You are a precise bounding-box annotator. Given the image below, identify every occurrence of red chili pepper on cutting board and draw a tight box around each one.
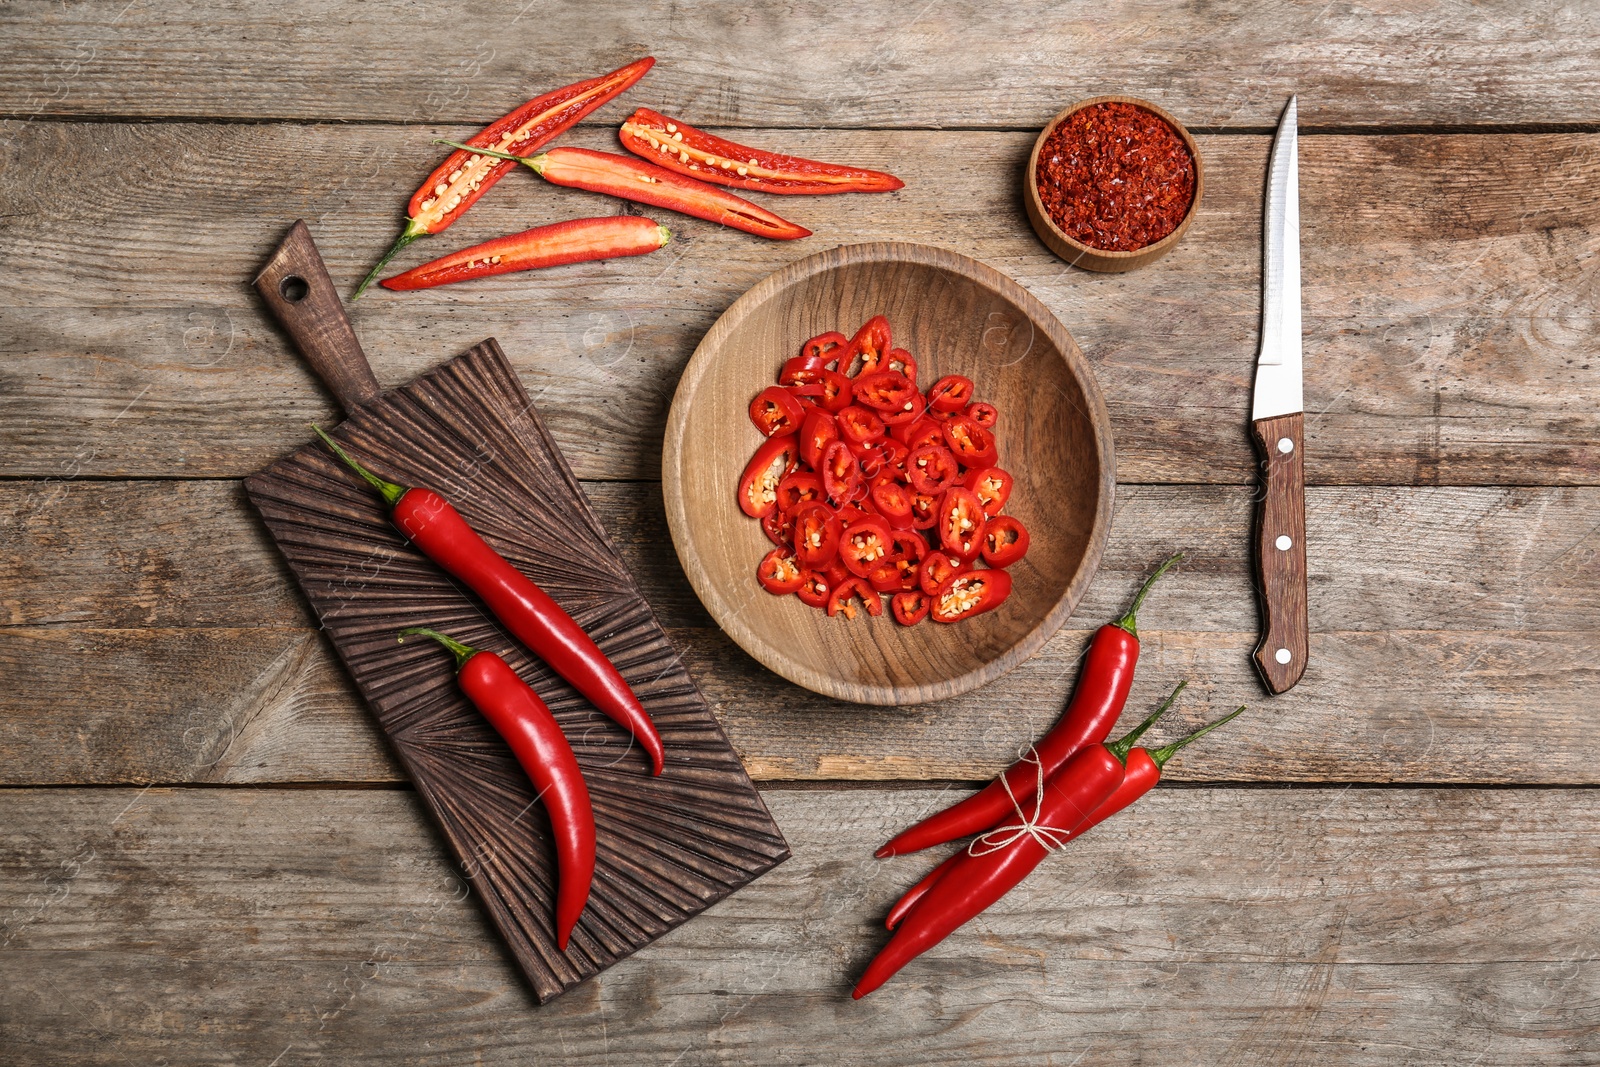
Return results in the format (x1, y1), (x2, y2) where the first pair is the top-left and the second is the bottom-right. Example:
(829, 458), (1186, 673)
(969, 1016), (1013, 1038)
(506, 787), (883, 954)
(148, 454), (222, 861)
(398, 627), (595, 949)
(379, 216), (669, 291)
(314, 427), (665, 775)
(876, 553), (1182, 857)
(436, 140), (811, 241)
(889, 697), (1248, 927)
(618, 107), (904, 194)
(353, 57), (655, 297)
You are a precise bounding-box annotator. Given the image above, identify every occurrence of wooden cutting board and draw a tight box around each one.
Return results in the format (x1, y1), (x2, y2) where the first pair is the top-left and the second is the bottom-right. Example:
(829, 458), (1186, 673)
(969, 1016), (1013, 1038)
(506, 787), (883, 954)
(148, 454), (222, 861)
(242, 221), (790, 1003)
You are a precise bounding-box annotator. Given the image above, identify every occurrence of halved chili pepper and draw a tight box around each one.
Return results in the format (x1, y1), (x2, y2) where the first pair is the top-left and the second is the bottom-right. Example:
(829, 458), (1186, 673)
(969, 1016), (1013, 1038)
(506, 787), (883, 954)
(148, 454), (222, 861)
(314, 429), (666, 775)
(930, 568), (1011, 623)
(937, 486), (987, 562)
(964, 466), (1013, 517)
(398, 627), (595, 949)
(886, 690), (1247, 931)
(908, 444), (961, 495)
(801, 331), (850, 364)
(757, 548), (805, 595)
(943, 414), (998, 469)
(798, 409), (840, 469)
(843, 316), (892, 377)
(927, 375), (975, 414)
(918, 551), (961, 597)
(355, 57), (654, 298)
(618, 107), (904, 195)
(891, 589), (930, 626)
(854, 739), (1128, 998)
(827, 576), (883, 619)
(870, 480), (915, 529)
(750, 385), (806, 437)
(774, 470), (823, 514)
(836, 405), (887, 448)
(737, 434), (799, 519)
(981, 515), (1030, 568)
(379, 216), (670, 291)
(840, 516), (895, 578)
(876, 554), (1182, 856)
(820, 439), (863, 505)
(791, 502), (841, 569)
(438, 141), (811, 241)
(797, 569), (830, 607)
(965, 401), (998, 430)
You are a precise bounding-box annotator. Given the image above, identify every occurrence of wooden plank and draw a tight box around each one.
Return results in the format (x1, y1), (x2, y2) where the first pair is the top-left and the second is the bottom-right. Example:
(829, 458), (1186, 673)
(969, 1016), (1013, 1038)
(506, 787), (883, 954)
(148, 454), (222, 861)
(2, 125), (1597, 484)
(4, 0), (1600, 128)
(6, 480), (1599, 635)
(2, 787), (1596, 1065)
(2, 625), (1594, 786)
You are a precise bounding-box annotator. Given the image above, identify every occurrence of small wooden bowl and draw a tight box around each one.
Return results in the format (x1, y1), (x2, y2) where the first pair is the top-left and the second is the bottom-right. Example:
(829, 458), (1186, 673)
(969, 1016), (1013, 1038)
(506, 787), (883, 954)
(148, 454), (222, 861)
(662, 242), (1116, 706)
(1024, 95), (1203, 273)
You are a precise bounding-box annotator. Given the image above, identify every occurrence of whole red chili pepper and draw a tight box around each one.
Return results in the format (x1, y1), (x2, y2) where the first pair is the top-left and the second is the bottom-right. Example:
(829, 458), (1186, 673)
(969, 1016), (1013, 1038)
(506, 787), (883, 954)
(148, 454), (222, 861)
(436, 140), (811, 241)
(876, 553), (1181, 857)
(353, 57), (655, 298)
(398, 626), (595, 950)
(617, 107), (904, 194)
(884, 685), (1252, 931)
(853, 740), (1134, 999)
(314, 427), (666, 775)
(379, 216), (669, 291)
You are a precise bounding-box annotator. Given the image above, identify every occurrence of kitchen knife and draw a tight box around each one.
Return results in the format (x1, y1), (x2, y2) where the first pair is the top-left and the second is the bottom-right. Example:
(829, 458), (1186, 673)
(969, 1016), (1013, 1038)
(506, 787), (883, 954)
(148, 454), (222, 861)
(1250, 96), (1309, 694)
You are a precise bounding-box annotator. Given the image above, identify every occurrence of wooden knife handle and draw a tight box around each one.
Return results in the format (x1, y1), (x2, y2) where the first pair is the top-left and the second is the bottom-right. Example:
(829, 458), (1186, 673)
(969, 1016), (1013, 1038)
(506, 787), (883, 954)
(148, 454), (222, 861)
(1250, 411), (1309, 693)
(253, 219), (381, 414)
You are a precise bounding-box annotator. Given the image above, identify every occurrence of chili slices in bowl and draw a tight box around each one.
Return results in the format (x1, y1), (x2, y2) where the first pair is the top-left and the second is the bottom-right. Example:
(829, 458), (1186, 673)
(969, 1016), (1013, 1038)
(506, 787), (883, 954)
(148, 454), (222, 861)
(737, 315), (1028, 626)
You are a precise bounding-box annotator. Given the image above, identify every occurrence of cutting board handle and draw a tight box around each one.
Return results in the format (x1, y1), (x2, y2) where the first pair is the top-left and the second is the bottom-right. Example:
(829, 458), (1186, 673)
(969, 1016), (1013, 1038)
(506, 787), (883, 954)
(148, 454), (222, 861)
(253, 220), (382, 414)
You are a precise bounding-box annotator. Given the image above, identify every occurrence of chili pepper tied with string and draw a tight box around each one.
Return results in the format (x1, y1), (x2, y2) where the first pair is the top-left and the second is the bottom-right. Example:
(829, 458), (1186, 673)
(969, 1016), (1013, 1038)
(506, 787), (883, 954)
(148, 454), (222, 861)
(876, 553), (1183, 857)
(399, 627), (595, 950)
(354, 56), (655, 297)
(313, 427), (665, 775)
(884, 687), (1246, 932)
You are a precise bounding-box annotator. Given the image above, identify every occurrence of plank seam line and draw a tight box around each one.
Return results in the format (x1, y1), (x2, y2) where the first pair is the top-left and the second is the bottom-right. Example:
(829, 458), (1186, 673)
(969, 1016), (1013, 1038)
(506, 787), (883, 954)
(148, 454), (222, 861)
(6, 114), (1600, 136)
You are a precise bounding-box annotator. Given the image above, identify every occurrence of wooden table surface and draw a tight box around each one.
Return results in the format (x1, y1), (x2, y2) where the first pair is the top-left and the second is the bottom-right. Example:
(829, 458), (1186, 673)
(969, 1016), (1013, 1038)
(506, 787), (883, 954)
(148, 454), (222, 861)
(3, 3), (1597, 1063)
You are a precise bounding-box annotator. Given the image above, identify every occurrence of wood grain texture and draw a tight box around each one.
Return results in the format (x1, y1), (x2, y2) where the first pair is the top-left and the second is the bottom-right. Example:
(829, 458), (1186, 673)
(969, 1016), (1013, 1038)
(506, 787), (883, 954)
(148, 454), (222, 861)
(245, 341), (787, 1001)
(7, 481), (1598, 636)
(1252, 411), (1310, 692)
(4, 0), (1600, 128)
(2, 787), (1596, 1065)
(3, 125), (1597, 484)
(5, 626), (1598, 787)
(664, 242), (1114, 704)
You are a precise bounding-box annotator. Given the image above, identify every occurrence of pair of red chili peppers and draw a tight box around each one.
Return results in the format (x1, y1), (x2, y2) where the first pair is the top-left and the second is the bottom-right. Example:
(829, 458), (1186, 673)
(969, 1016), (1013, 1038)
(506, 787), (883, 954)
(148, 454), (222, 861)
(315, 428), (664, 950)
(362, 60), (903, 294)
(854, 554), (1248, 997)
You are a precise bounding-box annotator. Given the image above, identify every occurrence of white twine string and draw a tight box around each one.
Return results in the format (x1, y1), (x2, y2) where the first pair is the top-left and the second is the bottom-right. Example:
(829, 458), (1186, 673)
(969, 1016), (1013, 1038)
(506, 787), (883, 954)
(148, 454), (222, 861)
(966, 747), (1080, 857)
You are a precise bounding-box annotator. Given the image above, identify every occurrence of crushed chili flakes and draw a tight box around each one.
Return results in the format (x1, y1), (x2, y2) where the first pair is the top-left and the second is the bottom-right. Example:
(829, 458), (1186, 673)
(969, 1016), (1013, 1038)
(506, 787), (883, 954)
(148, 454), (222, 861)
(1035, 101), (1196, 252)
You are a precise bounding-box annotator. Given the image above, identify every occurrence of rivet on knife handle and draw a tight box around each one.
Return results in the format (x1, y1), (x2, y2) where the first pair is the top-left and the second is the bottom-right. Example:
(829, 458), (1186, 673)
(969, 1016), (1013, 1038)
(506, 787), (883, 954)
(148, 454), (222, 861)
(1251, 411), (1308, 693)
(253, 219), (382, 414)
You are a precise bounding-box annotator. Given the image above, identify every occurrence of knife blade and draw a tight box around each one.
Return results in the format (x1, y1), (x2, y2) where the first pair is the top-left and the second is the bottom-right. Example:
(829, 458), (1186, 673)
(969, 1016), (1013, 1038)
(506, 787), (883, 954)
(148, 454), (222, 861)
(1250, 96), (1309, 694)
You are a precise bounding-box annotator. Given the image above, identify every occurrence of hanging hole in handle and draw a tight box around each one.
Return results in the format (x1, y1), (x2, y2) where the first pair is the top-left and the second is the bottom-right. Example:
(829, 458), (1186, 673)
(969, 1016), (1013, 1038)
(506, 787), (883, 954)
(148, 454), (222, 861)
(279, 275), (310, 303)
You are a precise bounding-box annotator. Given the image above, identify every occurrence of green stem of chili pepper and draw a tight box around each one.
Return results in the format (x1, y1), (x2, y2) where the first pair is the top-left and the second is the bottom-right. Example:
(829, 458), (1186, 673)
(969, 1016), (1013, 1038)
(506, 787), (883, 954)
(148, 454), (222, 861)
(1148, 703), (1248, 768)
(352, 220), (425, 301)
(1114, 551), (1183, 638)
(398, 626), (476, 668)
(310, 425), (404, 506)
(1106, 681), (1186, 764)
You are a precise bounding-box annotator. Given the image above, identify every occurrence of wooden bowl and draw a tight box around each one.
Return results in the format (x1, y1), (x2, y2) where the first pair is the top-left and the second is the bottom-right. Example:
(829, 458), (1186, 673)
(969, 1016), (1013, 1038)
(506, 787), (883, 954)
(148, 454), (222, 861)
(662, 242), (1115, 705)
(1024, 95), (1203, 273)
